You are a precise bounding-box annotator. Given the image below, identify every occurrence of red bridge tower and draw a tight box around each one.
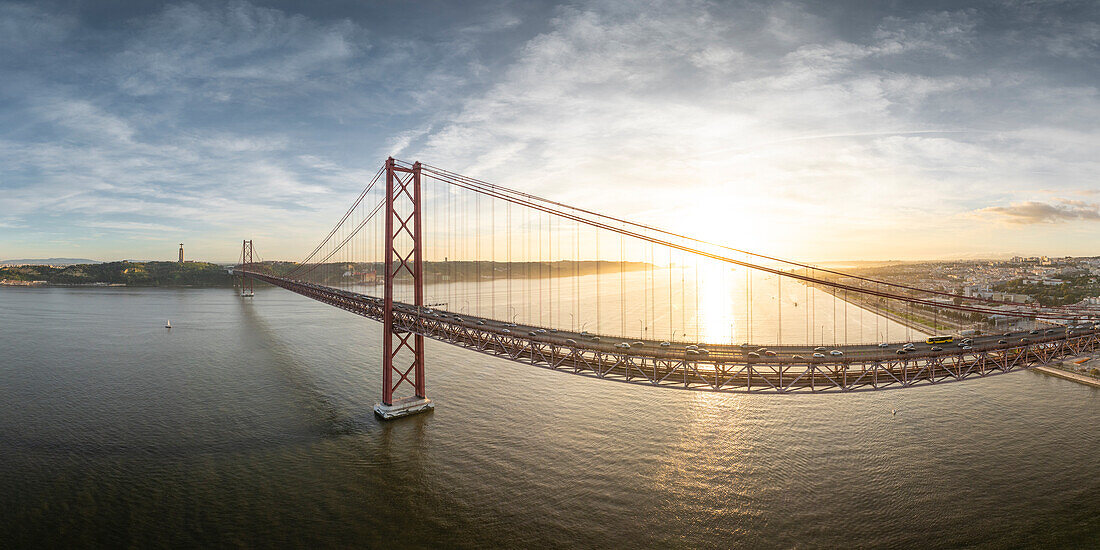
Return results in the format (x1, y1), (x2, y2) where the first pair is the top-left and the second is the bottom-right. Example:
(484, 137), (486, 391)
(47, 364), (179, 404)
(373, 158), (434, 419)
(240, 239), (254, 297)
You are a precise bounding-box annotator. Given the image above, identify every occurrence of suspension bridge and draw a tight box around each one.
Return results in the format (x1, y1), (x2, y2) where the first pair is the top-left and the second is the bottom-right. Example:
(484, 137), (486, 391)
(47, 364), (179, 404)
(234, 158), (1100, 418)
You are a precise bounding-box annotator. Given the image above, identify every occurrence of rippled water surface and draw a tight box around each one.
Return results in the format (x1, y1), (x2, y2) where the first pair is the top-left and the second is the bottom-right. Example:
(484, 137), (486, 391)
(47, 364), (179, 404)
(1, 287), (1098, 548)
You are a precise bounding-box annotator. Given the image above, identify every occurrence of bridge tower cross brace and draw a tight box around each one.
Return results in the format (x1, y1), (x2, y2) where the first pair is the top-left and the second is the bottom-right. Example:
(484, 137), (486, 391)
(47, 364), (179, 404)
(374, 158), (434, 419)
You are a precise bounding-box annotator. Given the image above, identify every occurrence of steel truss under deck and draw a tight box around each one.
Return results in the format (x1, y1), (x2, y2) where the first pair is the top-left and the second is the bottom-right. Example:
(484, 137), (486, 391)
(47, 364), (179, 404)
(238, 271), (1097, 394)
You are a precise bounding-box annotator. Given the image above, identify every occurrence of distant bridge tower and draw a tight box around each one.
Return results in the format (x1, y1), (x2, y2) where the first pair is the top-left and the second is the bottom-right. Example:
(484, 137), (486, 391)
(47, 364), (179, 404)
(240, 240), (254, 297)
(373, 157), (434, 419)
(178, 243), (184, 263)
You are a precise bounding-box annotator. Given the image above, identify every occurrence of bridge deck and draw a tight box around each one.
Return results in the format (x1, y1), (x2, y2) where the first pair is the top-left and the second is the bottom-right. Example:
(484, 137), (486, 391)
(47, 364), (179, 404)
(240, 271), (1100, 393)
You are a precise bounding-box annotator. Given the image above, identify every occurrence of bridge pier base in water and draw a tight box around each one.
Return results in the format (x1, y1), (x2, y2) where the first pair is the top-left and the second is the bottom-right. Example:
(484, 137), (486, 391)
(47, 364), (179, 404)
(374, 396), (435, 420)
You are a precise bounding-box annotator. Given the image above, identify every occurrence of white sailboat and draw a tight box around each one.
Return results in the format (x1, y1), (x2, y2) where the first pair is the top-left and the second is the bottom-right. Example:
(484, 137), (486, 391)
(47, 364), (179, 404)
(165, 319), (172, 329)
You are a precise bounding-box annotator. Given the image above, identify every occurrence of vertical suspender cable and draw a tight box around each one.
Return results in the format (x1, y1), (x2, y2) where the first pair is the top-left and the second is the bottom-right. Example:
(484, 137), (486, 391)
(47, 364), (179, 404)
(668, 247), (673, 342)
(576, 210), (585, 330)
(620, 229), (625, 337)
(476, 192), (481, 316)
(491, 191), (495, 320)
(507, 201), (512, 322)
(680, 254), (685, 338)
(694, 257), (700, 342)
(540, 212), (544, 327)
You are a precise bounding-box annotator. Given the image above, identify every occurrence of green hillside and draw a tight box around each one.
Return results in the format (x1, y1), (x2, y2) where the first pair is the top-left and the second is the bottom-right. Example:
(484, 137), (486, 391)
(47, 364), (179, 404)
(0, 261), (233, 287)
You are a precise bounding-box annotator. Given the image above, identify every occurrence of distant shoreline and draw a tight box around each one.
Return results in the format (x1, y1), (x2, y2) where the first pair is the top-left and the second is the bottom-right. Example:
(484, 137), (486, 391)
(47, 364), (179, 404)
(0, 260), (234, 288)
(0, 282), (234, 288)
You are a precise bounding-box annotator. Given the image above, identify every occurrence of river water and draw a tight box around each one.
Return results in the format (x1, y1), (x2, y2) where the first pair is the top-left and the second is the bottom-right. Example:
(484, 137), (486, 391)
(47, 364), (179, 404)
(1, 286), (1098, 548)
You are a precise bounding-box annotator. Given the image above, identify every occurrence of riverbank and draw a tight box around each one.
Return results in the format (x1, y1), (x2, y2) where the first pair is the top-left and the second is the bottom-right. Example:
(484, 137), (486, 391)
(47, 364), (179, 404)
(0, 282), (220, 288)
(0, 279), (48, 286)
(846, 295), (937, 337)
(1033, 366), (1100, 388)
(0, 261), (233, 287)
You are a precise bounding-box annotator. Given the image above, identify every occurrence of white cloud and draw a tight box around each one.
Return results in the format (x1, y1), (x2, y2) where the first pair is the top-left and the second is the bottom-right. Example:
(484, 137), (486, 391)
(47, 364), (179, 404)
(404, 0), (1100, 259)
(972, 200), (1100, 224)
(871, 10), (977, 58)
(116, 1), (363, 97)
(2, 0), (1099, 261)
(84, 220), (182, 232)
(386, 126), (433, 157)
(33, 98), (137, 143)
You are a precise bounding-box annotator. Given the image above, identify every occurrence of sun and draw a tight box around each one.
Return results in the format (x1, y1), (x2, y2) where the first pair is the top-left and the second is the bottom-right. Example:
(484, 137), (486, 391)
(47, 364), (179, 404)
(680, 199), (774, 256)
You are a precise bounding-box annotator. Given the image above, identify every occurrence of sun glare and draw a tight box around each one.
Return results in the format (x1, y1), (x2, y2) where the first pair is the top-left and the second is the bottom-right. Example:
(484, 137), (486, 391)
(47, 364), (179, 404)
(681, 200), (771, 255)
(698, 261), (736, 344)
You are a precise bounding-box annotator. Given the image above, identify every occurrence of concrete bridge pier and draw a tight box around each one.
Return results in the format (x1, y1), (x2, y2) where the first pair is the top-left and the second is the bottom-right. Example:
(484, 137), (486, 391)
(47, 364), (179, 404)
(374, 396), (434, 420)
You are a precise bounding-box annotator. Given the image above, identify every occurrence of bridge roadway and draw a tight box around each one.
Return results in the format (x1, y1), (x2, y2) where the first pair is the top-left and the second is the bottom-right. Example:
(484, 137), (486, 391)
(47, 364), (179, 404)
(239, 271), (1100, 393)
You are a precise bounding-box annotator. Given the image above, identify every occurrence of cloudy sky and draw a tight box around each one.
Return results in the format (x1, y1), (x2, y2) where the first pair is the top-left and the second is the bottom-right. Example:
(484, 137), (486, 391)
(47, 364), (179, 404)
(1, 0), (1098, 262)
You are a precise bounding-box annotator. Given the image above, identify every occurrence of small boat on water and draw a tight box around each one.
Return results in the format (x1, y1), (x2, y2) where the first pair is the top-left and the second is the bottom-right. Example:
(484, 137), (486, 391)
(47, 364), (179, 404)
(165, 320), (172, 329)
